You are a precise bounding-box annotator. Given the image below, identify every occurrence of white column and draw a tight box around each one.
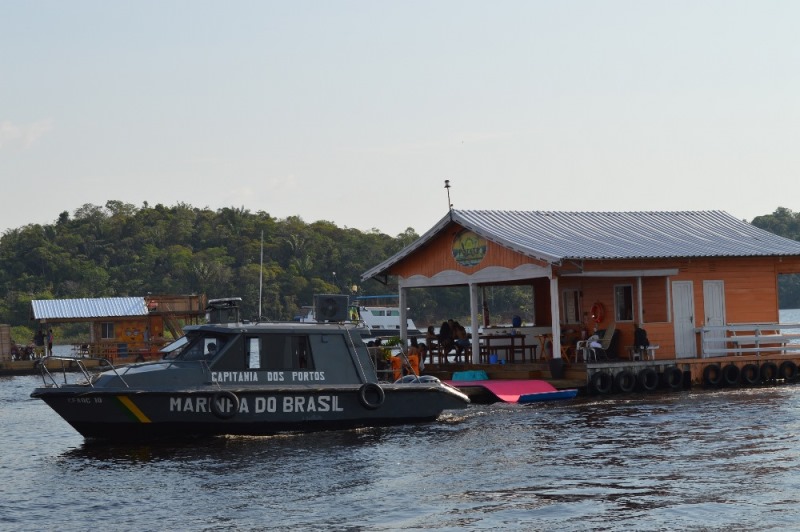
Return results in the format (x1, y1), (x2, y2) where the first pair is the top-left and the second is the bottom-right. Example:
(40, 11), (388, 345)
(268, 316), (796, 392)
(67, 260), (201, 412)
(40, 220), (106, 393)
(550, 277), (562, 358)
(637, 276), (644, 324)
(470, 283), (481, 364)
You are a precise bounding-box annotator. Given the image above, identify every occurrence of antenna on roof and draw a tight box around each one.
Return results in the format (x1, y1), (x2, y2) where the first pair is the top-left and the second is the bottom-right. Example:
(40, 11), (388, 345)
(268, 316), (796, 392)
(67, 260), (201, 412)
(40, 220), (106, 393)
(444, 180), (453, 218)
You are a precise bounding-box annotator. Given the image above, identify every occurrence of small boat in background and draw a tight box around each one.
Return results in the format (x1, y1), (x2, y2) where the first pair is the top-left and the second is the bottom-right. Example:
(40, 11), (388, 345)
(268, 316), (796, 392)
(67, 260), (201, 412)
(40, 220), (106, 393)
(294, 294), (423, 338)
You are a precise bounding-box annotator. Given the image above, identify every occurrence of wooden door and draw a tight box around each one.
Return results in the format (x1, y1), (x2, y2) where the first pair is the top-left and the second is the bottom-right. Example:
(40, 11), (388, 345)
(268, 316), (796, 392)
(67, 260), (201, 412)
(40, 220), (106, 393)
(672, 281), (697, 358)
(703, 280), (727, 357)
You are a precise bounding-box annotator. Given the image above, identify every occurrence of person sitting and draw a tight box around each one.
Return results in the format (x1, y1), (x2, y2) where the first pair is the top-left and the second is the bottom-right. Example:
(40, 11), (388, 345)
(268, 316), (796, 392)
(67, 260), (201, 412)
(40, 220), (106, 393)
(633, 324), (650, 359)
(438, 320), (454, 362)
(418, 343), (428, 371)
(424, 325), (441, 364)
(453, 321), (470, 362)
(425, 325), (438, 356)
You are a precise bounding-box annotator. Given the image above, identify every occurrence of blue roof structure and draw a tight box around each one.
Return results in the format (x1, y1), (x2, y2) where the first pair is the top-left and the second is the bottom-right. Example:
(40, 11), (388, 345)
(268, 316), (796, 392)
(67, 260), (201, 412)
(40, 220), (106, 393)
(31, 297), (148, 321)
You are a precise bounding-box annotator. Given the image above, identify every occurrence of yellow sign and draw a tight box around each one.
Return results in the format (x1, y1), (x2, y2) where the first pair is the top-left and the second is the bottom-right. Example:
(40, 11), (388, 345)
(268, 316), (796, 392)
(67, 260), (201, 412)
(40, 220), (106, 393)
(452, 229), (487, 267)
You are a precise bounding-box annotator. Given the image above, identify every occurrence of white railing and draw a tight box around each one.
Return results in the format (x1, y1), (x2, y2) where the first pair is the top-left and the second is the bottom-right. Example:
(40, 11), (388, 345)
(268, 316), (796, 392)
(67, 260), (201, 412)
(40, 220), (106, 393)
(699, 323), (800, 358)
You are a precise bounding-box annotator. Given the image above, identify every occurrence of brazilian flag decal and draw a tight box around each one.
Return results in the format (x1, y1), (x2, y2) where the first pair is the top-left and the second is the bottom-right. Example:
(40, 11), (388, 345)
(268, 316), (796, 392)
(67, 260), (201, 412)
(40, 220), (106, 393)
(114, 395), (152, 423)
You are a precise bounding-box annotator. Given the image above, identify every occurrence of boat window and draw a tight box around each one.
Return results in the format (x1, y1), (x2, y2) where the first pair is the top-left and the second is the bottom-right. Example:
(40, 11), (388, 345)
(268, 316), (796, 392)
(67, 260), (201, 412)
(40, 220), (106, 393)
(246, 337), (260, 369)
(180, 336), (228, 361)
(260, 335), (314, 370)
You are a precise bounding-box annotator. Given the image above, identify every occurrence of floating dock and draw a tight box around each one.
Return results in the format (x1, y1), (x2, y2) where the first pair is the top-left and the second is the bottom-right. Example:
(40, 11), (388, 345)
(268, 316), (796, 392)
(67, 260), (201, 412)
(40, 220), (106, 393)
(426, 352), (800, 396)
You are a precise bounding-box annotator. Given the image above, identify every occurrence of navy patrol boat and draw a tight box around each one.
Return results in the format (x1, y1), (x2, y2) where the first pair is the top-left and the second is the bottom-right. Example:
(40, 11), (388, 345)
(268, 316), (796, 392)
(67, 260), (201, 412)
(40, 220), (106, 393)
(31, 298), (469, 441)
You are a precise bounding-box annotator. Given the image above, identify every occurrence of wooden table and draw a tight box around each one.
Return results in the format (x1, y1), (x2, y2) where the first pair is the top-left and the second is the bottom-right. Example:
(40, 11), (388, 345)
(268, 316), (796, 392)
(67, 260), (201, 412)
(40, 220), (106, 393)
(480, 334), (536, 363)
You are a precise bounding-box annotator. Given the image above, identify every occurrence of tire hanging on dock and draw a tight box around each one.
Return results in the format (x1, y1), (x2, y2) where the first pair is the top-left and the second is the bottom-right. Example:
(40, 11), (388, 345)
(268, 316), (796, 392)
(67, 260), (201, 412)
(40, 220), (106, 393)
(211, 391), (239, 420)
(358, 382), (385, 410)
(722, 364), (740, 386)
(662, 367), (683, 390)
(703, 364), (722, 387)
(590, 371), (613, 395)
(614, 370), (636, 393)
(740, 364), (760, 386)
(779, 360), (798, 382)
(760, 361), (778, 384)
(637, 368), (659, 392)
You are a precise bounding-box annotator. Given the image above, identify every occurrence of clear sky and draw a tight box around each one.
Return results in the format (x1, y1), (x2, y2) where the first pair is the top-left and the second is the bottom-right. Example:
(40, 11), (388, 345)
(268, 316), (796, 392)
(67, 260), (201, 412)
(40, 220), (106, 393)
(3, 1), (799, 238)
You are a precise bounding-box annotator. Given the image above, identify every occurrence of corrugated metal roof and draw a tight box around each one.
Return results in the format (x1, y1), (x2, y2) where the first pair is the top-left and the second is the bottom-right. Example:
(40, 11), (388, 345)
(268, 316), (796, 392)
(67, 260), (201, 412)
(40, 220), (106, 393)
(362, 209), (800, 281)
(31, 297), (148, 320)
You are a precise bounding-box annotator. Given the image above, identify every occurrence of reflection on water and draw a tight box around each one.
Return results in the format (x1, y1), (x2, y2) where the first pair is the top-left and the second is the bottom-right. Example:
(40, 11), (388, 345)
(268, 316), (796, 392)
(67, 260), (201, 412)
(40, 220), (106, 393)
(7, 373), (800, 530)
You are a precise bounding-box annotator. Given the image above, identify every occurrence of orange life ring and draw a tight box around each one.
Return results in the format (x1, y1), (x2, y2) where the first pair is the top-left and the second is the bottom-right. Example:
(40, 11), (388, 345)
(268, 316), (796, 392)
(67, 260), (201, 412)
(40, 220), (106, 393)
(590, 302), (605, 323)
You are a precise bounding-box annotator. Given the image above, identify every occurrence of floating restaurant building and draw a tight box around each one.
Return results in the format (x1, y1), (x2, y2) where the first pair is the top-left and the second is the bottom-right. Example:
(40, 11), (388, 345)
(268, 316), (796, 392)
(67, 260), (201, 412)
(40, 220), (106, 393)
(362, 210), (800, 391)
(29, 294), (206, 362)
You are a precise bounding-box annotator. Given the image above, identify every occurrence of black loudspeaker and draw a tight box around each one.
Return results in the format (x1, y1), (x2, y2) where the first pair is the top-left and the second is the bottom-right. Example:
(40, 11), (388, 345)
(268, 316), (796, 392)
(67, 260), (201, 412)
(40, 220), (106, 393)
(314, 294), (349, 322)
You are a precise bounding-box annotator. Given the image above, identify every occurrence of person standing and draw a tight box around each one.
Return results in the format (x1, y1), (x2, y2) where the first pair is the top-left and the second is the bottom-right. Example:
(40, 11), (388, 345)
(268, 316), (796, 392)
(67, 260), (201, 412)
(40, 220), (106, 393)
(33, 329), (44, 358)
(47, 328), (54, 356)
(406, 337), (421, 376)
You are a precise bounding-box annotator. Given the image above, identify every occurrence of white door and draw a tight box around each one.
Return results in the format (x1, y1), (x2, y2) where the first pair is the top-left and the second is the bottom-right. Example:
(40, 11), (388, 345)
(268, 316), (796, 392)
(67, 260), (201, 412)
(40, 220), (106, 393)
(703, 281), (727, 356)
(672, 281), (697, 358)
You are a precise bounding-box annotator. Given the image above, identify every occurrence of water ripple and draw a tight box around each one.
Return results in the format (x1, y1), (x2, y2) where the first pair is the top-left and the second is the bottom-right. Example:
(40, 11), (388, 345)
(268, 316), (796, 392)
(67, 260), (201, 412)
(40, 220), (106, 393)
(6, 376), (800, 530)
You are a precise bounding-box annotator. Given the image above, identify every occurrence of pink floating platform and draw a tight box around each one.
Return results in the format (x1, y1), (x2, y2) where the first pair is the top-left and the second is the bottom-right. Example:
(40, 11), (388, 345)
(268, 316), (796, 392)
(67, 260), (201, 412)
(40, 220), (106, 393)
(445, 378), (578, 404)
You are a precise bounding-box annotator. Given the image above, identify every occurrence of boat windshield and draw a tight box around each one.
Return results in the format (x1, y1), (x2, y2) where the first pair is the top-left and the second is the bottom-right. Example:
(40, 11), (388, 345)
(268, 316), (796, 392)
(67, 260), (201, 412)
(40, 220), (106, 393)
(177, 335), (228, 361)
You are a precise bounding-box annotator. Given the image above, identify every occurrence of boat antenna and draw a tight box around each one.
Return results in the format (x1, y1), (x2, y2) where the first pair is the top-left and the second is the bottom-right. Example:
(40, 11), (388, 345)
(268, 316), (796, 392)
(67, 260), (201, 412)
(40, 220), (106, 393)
(258, 230), (264, 321)
(444, 179), (453, 220)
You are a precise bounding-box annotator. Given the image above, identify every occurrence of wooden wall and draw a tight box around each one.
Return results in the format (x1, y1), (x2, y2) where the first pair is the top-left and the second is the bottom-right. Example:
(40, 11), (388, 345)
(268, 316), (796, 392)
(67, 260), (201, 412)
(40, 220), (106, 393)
(390, 224), (547, 278)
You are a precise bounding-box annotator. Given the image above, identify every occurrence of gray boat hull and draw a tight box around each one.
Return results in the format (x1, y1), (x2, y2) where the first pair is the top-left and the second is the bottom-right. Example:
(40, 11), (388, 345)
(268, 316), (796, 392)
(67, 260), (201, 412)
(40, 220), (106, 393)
(32, 382), (469, 440)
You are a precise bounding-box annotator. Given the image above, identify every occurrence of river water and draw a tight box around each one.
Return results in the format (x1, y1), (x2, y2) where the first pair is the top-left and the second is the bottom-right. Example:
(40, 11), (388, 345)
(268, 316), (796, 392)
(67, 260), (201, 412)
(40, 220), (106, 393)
(5, 309), (800, 531)
(5, 374), (800, 531)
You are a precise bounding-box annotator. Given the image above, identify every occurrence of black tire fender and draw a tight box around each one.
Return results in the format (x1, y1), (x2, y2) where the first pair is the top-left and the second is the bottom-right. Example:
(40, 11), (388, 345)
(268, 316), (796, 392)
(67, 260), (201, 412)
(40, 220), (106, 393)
(703, 364), (722, 387)
(740, 364), (760, 386)
(211, 391), (239, 420)
(614, 370), (636, 393)
(779, 360), (798, 382)
(358, 383), (385, 410)
(722, 364), (740, 386)
(663, 367), (683, 390)
(590, 371), (612, 395)
(760, 361), (779, 383)
(638, 368), (659, 392)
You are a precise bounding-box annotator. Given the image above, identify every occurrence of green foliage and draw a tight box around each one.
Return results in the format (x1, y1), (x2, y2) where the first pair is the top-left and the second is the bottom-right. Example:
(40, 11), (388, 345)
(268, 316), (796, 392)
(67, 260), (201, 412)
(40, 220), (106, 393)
(0, 201), (429, 328)
(751, 208), (800, 308)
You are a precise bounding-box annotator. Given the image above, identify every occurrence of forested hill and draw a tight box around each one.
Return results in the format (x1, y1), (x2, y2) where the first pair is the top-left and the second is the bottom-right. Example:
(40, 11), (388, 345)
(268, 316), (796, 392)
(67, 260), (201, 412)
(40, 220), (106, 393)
(0, 201), (419, 330)
(1, 202), (800, 335)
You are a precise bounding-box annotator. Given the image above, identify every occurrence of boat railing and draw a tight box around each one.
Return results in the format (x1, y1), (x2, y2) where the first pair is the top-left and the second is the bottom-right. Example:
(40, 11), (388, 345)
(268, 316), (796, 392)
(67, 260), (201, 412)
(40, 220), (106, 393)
(36, 355), (131, 389)
(699, 322), (800, 357)
(365, 346), (396, 382)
